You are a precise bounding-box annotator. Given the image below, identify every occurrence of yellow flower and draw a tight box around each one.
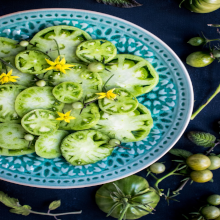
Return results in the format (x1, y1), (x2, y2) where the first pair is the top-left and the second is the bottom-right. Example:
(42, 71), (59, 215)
(56, 111), (76, 123)
(0, 70), (20, 85)
(45, 56), (75, 74)
(96, 88), (117, 100)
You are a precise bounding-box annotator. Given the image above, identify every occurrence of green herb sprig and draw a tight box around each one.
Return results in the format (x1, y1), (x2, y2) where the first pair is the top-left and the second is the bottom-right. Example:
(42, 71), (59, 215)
(96, 0), (142, 8)
(0, 191), (82, 219)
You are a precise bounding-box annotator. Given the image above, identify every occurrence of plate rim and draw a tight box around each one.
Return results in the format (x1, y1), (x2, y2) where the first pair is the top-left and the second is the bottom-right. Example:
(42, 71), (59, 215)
(0, 8), (194, 189)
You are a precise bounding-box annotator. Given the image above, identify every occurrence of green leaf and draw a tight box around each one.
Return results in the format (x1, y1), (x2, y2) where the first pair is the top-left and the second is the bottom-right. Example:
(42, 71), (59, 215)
(96, 0), (142, 8)
(9, 205), (31, 216)
(49, 200), (61, 210)
(209, 179), (214, 183)
(0, 191), (20, 208)
(188, 131), (216, 148)
(169, 149), (193, 159)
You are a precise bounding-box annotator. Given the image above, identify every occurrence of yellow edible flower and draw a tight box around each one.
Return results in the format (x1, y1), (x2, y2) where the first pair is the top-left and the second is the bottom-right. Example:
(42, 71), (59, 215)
(56, 111), (76, 123)
(96, 88), (117, 100)
(0, 70), (19, 84)
(45, 56), (75, 74)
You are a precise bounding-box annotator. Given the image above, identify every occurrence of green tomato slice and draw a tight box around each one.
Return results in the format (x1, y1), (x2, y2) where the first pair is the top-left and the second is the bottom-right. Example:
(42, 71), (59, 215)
(98, 88), (138, 114)
(0, 84), (26, 123)
(15, 86), (64, 117)
(52, 82), (83, 103)
(99, 54), (159, 97)
(1, 56), (36, 86)
(0, 37), (24, 57)
(59, 103), (100, 130)
(15, 50), (51, 74)
(0, 145), (35, 156)
(45, 63), (102, 101)
(0, 123), (30, 149)
(93, 103), (153, 143)
(61, 130), (113, 166)
(28, 25), (92, 63)
(76, 39), (117, 63)
(21, 109), (60, 136)
(35, 130), (68, 159)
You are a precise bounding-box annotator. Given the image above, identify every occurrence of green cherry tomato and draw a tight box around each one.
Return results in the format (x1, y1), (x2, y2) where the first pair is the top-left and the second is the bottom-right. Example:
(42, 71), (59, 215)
(188, 37), (205, 46)
(212, 50), (220, 58)
(186, 154), (211, 171)
(208, 156), (220, 170)
(186, 51), (214, 67)
(207, 195), (220, 206)
(72, 102), (84, 109)
(109, 139), (121, 147)
(19, 40), (29, 47)
(214, 216), (220, 220)
(88, 62), (105, 72)
(201, 206), (220, 219)
(36, 80), (46, 87)
(190, 170), (213, 183)
(24, 134), (34, 141)
(149, 163), (166, 174)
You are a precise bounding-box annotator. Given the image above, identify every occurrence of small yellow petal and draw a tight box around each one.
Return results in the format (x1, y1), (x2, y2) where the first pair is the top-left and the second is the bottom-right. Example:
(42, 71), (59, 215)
(57, 112), (65, 117)
(56, 117), (64, 121)
(69, 116), (76, 120)
(45, 66), (55, 71)
(7, 70), (13, 76)
(45, 58), (55, 66)
(55, 56), (61, 64)
(65, 118), (70, 123)
(65, 111), (71, 117)
(60, 57), (66, 65)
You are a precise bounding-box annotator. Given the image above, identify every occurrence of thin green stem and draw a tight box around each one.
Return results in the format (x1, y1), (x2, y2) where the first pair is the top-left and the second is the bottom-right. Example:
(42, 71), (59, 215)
(53, 39), (60, 57)
(154, 164), (181, 196)
(29, 210), (82, 217)
(118, 201), (130, 220)
(206, 141), (220, 155)
(208, 24), (220, 27)
(191, 84), (220, 120)
(172, 178), (190, 195)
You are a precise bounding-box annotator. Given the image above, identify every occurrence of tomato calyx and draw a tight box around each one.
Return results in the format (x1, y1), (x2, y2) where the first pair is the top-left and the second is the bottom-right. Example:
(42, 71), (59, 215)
(107, 183), (155, 220)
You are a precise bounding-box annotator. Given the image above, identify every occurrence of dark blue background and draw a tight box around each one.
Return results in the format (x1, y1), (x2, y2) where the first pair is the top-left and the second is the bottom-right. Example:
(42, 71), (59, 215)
(1, 1), (220, 219)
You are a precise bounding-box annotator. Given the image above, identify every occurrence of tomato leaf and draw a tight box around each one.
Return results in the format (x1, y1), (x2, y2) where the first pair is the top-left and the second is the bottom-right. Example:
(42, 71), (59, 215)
(96, 0), (142, 8)
(10, 205), (31, 216)
(0, 191), (20, 208)
(188, 131), (216, 148)
(49, 200), (61, 210)
(169, 149), (192, 159)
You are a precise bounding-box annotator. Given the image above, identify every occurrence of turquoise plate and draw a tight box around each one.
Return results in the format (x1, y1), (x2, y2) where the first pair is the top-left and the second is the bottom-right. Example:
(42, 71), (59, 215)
(0, 9), (193, 188)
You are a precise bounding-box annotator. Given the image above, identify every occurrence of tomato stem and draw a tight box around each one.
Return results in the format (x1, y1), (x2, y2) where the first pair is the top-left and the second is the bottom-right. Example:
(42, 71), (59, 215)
(29, 210), (82, 216)
(154, 164), (182, 196)
(118, 200), (130, 220)
(206, 141), (220, 155)
(191, 84), (220, 120)
(172, 178), (190, 195)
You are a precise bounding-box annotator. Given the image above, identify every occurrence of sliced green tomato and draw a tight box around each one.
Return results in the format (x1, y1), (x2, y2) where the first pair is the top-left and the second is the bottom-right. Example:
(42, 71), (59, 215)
(0, 85), (26, 123)
(0, 37), (24, 57)
(15, 50), (51, 74)
(76, 39), (117, 63)
(35, 130), (68, 159)
(21, 109), (60, 136)
(99, 54), (159, 97)
(93, 103), (153, 143)
(0, 145), (35, 156)
(45, 63), (102, 101)
(52, 82), (83, 103)
(0, 123), (30, 149)
(61, 130), (113, 166)
(59, 103), (100, 130)
(98, 88), (138, 114)
(1, 56), (35, 86)
(15, 86), (64, 117)
(28, 25), (92, 63)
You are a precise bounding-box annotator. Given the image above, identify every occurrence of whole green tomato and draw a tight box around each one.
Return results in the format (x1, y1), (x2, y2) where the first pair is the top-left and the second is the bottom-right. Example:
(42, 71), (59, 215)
(190, 170), (213, 183)
(180, 0), (220, 13)
(207, 195), (220, 206)
(208, 156), (220, 170)
(201, 206), (220, 219)
(149, 163), (166, 174)
(186, 154), (211, 171)
(186, 51), (214, 67)
(95, 175), (160, 220)
(188, 37), (205, 46)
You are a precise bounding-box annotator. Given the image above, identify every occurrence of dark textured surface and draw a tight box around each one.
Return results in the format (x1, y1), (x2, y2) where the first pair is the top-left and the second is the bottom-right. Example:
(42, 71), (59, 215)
(0, 1), (220, 219)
